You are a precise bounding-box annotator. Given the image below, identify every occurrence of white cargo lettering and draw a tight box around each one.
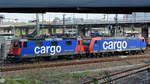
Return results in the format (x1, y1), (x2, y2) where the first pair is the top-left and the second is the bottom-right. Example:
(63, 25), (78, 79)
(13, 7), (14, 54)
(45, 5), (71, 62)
(103, 41), (127, 50)
(103, 41), (108, 50)
(56, 46), (61, 52)
(50, 46), (55, 55)
(117, 41), (122, 50)
(34, 46), (61, 55)
(41, 46), (46, 54)
(109, 41), (113, 49)
(122, 41), (127, 49)
(34, 47), (40, 54)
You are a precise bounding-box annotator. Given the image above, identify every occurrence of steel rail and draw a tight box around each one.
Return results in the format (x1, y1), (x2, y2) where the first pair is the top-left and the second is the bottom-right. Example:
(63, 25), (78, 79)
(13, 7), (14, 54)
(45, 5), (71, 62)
(101, 68), (147, 84)
(84, 64), (150, 84)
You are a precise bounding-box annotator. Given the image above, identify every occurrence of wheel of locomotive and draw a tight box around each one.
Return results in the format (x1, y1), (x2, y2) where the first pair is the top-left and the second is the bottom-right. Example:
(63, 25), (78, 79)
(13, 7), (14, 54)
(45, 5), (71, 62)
(78, 54), (82, 59)
(72, 54), (77, 59)
(126, 51), (130, 55)
(12, 57), (23, 63)
(123, 51), (128, 55)
(129, 51), (132, 55)
(85, 53), (89, 58)
(101, 53), (105, 57)
(102, 53), (105, 57)
(36, 57), (42, 62)
(70, 55), (75, 59)
(135, 51), (139, 54)
(113, 52), (117, 56)
(108, 52), (112, 56)
(131, 51), (136, 55)
(112, 52), (116, 56)
(65, 55), (74, 60)
(105, 52), (109, 57)
(43, 56), (51, 61)
(128, 51), (131, 55)
(118, 52), (122, 55)
(50, 55), (58, 60)
(86, 53), (90, 58)
(138, 50), (144, 55)
(22, 58), (32, 62)
(80, 53), (85, 58)
(141, 50), (145, 53)
(110, 52), (114, 56)
(93, 53), (97, 58)
(97, 53), (101, 57)
(95, 53), (99, 58)
(90, 53), (95, 58)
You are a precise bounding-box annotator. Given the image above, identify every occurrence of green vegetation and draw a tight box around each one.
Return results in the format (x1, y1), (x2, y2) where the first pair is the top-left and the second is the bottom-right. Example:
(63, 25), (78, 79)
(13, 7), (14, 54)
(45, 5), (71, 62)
(92, 78), (98, 84)
(50, 71), (90, 84)
(0, 78), (40, 84)
(0, 70), (112, 84)
(51, 71), (89, 79)
(50, 71), (112, 84)
(104, 71), (112, 84)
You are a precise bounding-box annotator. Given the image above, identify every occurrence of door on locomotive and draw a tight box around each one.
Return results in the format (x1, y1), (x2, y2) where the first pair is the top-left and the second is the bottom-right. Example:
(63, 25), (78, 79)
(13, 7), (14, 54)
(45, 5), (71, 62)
(93, 40), (99, 51)
(89, 37), (101, 53)
(63, 40), (78, 55)
(9, 39), (23, 56)
(75, 40), (84, 52)
(82, 38), (91, 51)
(139, 37), (146, 50)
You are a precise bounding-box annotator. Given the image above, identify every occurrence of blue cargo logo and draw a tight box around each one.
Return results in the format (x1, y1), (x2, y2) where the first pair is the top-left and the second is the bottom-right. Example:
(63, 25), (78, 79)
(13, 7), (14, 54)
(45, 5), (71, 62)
(34, 46), (61, 55)
(103, 41), (127, 50)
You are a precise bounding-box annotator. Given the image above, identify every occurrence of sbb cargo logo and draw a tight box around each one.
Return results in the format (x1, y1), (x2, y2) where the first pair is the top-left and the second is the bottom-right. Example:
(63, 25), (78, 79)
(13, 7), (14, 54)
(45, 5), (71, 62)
(103, 41), (127, 50)
(34, 46), (61, 55)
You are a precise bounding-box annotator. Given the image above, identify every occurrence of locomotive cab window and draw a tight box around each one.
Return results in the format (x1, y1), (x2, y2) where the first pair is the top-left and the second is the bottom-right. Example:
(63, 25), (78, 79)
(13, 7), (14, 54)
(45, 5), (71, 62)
(142, 39), (145, 42)
(83, 39), (91, 46)
(78, 40), (80, 45)
(36, 42), (43, 47)
(23, 42), (27, 48)
(51, 41), (58, 46)
(95, 40), (97, 44)
(65, 41), (72, 46)
(13, 41), (22, 48)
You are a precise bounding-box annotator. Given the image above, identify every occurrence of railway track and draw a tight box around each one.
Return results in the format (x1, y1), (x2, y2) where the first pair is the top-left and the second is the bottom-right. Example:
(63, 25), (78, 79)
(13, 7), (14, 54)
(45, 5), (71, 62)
(83, 64), (150, 84)
(1, 54), (149, 72)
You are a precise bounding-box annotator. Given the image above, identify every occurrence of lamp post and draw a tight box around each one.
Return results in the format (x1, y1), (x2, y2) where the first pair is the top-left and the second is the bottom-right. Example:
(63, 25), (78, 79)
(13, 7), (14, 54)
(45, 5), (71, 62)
(63, 14), (66, 35)
(42, 13), (44, 35)
(36, 13), (40, 37)
(114, 14), (118, 37)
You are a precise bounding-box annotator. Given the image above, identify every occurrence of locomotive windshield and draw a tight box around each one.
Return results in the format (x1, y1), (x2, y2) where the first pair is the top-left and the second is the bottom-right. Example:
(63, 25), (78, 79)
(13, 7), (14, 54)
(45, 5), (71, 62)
(83, 39), (91, 46)
(13, 41), (22, 48)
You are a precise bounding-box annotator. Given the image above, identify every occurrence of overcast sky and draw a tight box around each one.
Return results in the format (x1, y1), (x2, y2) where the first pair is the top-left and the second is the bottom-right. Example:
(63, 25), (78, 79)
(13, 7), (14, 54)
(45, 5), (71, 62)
(0, 12), (125, 22)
